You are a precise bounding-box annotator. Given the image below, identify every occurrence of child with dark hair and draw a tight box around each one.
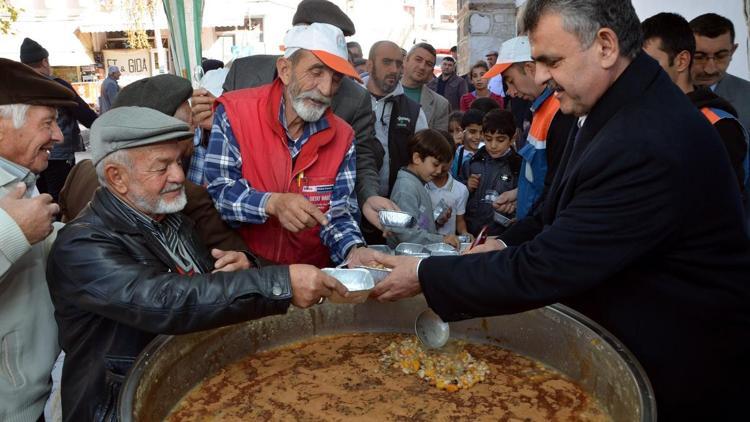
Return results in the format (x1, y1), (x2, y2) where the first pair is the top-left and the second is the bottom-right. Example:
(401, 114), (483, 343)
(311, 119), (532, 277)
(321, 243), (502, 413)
(427, 131), (471, 239)
(451, 109), (484, 184)
(388, 129), (459, 248)
(448, 111), (464, 147)
(460, 61), (505, 111)
(464, 110), (522, 236)
(469, 97), (501, 114)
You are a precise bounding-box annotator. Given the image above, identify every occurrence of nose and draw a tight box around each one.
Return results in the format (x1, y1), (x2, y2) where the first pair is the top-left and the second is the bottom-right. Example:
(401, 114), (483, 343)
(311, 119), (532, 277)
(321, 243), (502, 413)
(317, 71), (336, 98)
(704, 58), (717, 74)
(50, 120), (63, 144)
(507, 85), (518, 98)
(534, 62), (552, 87)
(168, 161), (186, 185)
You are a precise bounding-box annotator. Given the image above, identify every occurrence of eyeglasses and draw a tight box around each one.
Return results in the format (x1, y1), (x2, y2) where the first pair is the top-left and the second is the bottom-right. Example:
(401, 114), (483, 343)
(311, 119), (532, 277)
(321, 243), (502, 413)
(693, 51), (732, 65)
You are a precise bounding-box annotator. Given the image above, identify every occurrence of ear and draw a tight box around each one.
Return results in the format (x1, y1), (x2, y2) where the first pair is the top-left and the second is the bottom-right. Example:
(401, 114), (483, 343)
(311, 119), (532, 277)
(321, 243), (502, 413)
(276, 56), (293, 85)
(366, 57), (374, 74)
(595, 27), (620, 69)
(524, 61), (536, 77)
(412, 151), (423, 164)
(104, 163), (129, 196)
(675, 50), (691, 74)
(732, 43), (739, 54)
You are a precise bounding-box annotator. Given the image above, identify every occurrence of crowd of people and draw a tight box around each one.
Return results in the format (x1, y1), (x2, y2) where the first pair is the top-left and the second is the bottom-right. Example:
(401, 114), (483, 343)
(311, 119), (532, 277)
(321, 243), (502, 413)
(1, 0), (749, 421)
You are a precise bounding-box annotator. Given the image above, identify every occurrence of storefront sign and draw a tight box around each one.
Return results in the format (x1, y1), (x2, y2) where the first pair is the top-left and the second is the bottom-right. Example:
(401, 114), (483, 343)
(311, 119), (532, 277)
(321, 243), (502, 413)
(103, 49), (152, 78)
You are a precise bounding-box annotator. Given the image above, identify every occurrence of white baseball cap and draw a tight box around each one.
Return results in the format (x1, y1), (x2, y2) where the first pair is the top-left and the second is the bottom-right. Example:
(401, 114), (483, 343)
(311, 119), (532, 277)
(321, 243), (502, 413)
(483, 36), (532, 79)
(283, 22), (361, 82)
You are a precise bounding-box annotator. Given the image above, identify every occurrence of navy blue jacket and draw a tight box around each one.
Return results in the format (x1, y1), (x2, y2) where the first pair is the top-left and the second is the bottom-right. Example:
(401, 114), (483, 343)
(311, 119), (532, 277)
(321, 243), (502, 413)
(418, 53), (750, 421)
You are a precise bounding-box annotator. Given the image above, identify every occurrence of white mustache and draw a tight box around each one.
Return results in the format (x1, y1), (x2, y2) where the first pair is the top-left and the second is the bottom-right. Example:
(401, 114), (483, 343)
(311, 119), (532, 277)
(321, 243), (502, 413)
(160, 183), (183, 194)
(297, 90), (332, 107)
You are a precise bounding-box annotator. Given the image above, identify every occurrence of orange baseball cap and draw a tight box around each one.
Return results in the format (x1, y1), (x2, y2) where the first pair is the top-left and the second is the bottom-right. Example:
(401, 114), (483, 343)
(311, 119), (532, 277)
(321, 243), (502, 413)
(283, 23), (361, 82)
(483, 36), (532, 79)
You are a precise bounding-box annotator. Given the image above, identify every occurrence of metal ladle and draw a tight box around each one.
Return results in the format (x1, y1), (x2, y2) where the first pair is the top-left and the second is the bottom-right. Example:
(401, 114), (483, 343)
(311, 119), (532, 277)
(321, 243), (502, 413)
(415, 308), (450, 349)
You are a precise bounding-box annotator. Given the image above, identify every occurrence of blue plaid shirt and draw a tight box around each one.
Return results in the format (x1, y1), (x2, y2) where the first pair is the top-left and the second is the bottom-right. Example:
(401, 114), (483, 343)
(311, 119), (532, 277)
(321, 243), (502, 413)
(187, 128), (207, 186)
(204, 100), (364, 264)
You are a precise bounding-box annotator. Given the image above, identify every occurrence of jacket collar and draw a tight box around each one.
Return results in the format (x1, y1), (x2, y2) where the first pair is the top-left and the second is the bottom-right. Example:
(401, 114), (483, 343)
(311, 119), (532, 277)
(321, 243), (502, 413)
(372, 82), (405, 103)
(90, 188), (193, 235)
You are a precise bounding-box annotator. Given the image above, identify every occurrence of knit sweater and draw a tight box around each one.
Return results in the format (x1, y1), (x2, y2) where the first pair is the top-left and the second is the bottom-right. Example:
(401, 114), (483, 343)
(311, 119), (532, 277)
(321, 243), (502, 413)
(0, 167), (60, 422)
(388, 168), (444, 247)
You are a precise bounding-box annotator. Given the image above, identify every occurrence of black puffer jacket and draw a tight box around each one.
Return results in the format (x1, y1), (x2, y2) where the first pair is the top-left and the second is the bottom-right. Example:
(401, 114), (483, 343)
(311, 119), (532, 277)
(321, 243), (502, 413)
(46, 188), (293, 421)
(465, 147), (522, 235)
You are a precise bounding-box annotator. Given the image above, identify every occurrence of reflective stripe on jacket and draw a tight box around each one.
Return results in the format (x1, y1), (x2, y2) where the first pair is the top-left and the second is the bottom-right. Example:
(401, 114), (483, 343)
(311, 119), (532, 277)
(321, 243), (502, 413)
(516, 88), (560, 219)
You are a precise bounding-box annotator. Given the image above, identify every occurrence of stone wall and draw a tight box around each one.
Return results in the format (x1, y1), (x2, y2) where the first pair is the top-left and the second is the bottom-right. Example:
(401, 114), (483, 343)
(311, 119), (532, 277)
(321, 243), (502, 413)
(456, 0), (517, 74)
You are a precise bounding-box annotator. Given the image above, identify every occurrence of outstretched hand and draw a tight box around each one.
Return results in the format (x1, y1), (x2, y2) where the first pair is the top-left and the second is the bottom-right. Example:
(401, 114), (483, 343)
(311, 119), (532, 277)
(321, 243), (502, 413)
(369, 253), (423, 302)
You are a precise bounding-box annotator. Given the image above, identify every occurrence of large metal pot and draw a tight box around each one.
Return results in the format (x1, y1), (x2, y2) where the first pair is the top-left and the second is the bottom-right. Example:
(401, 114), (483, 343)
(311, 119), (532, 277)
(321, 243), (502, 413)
(119, 296), (656, 421)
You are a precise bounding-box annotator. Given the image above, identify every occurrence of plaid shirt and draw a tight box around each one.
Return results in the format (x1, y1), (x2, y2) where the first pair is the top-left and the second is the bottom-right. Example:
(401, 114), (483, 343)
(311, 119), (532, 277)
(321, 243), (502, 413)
(204, 101), (364, 264)
(186, 128), (208, 186)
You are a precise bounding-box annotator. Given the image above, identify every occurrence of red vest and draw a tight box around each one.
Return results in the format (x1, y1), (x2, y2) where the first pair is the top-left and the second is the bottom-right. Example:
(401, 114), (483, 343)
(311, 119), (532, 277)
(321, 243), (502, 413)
(216, 79), (354, 267)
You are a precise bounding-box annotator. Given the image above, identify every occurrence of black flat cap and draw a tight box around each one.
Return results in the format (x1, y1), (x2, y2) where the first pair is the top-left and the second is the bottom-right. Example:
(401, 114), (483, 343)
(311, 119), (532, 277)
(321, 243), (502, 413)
(20, 38), (49, 64)
(292, 0), (355, 36)
(0, 58), (76, 107)
(112, 74), (193, 117)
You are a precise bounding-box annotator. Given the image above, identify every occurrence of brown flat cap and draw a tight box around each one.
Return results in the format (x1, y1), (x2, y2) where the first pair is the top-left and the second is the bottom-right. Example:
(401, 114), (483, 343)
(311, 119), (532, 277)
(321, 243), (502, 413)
(292, 0), (355, 37)
(0, 58), (77, 107)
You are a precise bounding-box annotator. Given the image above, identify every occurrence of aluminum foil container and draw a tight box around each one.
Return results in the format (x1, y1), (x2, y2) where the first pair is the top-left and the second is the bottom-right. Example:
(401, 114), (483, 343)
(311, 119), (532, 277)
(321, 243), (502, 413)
(459, 242), (472, 253)
(457, 235), (471, 244)
(378, 210), (415, 233)
(425, 243), (459, 256)
(432, 199), (449, 222)
(367, 244), (393, 255)
(354, 265), (392, 284)
(395, 243), (430, 258)
(321, 268), (374, 304)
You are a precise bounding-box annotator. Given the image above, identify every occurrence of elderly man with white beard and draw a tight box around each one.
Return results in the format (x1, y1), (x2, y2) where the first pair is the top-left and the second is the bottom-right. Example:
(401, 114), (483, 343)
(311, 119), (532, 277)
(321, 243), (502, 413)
(46, 106), (348, 420)
(205, 23), (371, 267)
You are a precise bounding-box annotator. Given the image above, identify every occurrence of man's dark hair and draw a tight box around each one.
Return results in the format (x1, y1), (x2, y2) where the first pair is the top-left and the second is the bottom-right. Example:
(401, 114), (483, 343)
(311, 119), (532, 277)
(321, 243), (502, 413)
(523, 0), (643, 60)
(469, 97), (501, 115)
(689, 13), (735, 44)
(450, 45), (457, 53)
(461, 108), (485, 129)
(470, 60), (489, 74)
(448, 110), (464, 126)
(482, 110), (516, 138)
(442, 56), (456, 63)
(408, 42), (437, 59)
(409, 128), (454, 163)
(642, 13), (695, 68)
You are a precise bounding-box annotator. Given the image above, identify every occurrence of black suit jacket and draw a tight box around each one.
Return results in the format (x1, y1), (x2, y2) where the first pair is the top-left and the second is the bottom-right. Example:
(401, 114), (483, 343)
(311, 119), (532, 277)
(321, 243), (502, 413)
(223, 55), (383, 205)
(419, 53), (750, 421)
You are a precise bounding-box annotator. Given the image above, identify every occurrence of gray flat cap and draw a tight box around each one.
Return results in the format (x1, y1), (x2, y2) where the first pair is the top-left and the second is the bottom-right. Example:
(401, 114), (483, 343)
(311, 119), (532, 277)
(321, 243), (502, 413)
(90, 106), (193, 165)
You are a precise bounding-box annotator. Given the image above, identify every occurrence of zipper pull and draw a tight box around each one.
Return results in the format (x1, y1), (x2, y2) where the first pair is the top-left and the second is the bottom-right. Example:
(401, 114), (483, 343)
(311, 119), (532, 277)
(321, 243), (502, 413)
(298, 171), (304, 187)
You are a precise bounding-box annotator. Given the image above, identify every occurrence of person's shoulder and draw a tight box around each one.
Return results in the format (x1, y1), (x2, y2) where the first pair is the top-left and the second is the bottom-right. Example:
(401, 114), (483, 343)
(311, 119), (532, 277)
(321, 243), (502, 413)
(721, 73), (750, 90)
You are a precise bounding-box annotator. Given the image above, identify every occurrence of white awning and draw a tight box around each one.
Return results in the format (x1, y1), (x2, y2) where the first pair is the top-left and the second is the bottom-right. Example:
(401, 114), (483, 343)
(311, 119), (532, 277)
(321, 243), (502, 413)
(0, 22), (94, 66)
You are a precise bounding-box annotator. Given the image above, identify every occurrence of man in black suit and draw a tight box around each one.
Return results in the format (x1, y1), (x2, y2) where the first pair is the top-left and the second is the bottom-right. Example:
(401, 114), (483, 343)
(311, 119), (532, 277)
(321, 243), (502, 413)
(372, 1), (750, 420)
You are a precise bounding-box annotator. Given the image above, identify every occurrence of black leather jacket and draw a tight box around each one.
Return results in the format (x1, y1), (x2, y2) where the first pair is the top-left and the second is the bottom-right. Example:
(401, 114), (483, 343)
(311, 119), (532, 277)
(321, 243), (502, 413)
(46, 188), (293, 421)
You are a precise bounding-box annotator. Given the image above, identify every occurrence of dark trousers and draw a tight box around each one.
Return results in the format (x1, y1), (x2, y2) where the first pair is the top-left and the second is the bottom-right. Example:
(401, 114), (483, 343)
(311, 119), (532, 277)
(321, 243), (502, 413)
(36, 158), (75, 204)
